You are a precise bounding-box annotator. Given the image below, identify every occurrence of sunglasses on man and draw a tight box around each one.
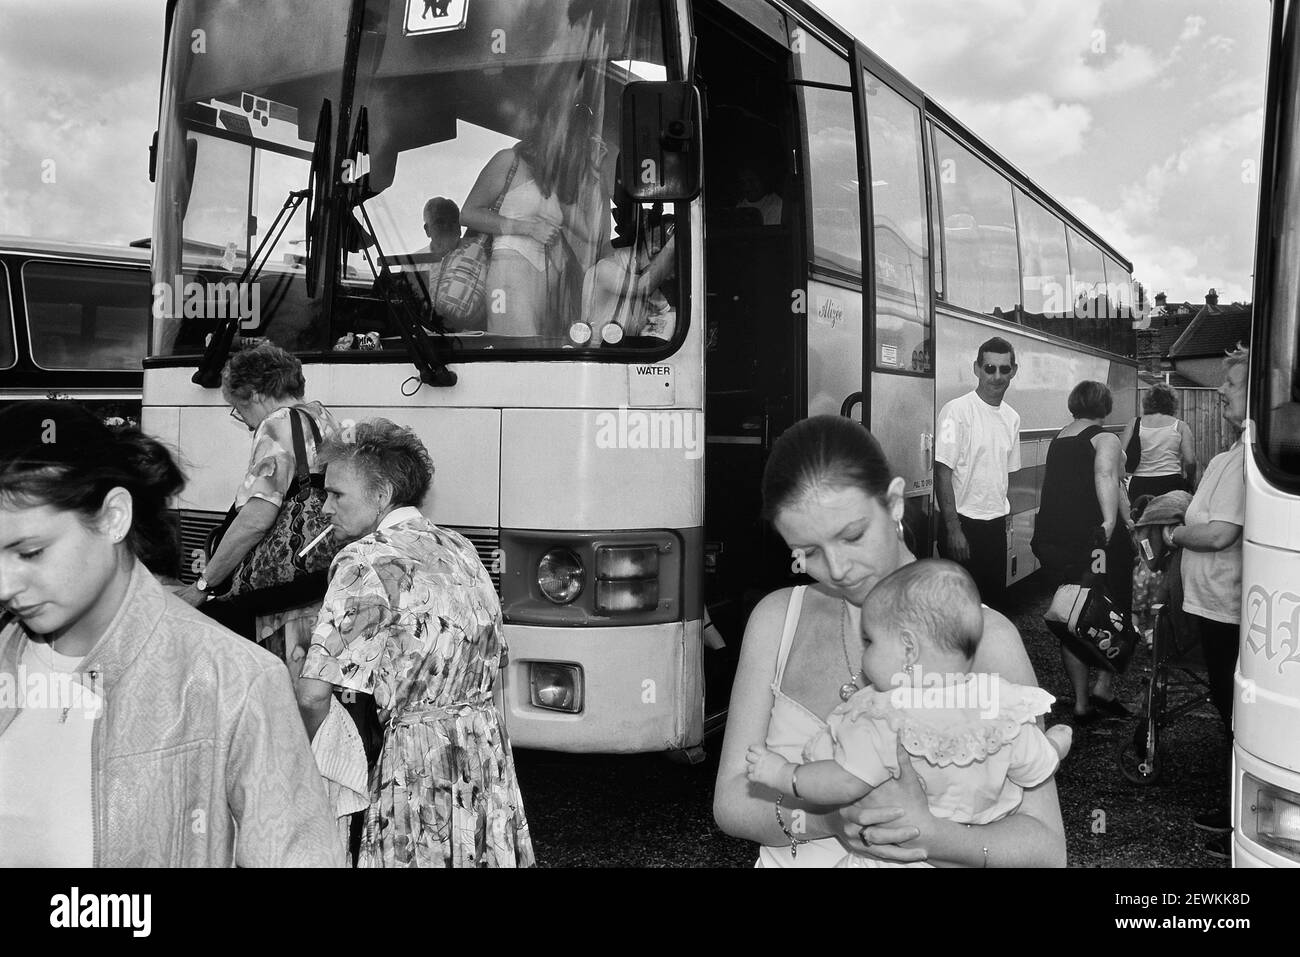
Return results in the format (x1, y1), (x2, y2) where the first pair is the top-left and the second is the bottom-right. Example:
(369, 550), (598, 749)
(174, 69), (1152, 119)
(982, 364), (1014, 375)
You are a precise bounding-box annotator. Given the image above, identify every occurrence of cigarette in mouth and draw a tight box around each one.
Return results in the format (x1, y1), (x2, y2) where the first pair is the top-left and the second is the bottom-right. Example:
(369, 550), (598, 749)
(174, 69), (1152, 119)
(298, 528), (332, 559)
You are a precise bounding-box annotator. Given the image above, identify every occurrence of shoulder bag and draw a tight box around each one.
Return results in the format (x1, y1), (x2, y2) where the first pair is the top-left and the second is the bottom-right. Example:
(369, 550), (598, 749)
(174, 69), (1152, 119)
(434, 154), (520, 326)
(1124, 416), (1142, 473)
(204, 409), (339, 617)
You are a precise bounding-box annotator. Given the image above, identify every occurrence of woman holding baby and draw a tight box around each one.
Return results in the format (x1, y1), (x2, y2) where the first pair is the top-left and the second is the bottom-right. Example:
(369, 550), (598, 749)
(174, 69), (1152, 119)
(713, 415), (1068, 867)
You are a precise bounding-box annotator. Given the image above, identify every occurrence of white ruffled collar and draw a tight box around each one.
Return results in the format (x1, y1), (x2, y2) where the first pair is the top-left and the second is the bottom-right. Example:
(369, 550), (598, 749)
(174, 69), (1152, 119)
(837, 676), (1055, 767)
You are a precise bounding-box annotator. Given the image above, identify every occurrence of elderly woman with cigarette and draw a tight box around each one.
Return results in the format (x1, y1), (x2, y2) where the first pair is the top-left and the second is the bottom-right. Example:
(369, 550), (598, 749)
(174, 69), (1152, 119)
(294, 419), (534, 867)
(177, 343), (340, 674)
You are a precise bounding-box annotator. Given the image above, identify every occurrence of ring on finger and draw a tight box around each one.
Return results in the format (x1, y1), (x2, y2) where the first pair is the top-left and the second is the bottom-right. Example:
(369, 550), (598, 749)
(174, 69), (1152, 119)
(859, 826), (872, 847)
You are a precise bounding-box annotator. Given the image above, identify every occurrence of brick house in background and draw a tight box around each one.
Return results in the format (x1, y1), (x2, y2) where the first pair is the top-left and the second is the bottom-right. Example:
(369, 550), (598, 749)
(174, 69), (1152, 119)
(1136, 289), (1252, 387)
(1166, 289), (1253, 387)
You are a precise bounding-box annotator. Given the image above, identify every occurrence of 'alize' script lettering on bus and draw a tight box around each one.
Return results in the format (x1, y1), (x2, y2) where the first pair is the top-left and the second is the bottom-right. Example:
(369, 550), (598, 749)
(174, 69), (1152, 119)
(1244, 585), (1300, 671)
(814, 296), (844, 329)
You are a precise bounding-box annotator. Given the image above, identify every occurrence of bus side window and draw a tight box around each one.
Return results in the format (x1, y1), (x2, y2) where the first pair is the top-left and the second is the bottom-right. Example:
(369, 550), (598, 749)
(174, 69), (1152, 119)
(0, 263), (14, 371)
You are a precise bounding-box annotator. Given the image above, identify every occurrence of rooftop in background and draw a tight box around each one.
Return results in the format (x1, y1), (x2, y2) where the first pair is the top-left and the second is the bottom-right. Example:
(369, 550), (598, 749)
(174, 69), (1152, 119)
(1168, 296), (1253, 359)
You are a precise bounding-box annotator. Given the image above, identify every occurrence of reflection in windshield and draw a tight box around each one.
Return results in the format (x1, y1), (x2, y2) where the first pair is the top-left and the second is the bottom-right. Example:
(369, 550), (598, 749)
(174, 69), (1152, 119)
(342, 0), (672, 351)
(152, 0), (674, 360)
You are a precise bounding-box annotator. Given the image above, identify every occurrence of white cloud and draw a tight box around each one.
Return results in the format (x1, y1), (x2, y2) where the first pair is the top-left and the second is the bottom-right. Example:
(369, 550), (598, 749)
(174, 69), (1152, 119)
(945, 94), (1094, 167)
(1066, 109), (1264, 301)
(1207, 35), (1237, 55)
(1180, 15), (1207, 43)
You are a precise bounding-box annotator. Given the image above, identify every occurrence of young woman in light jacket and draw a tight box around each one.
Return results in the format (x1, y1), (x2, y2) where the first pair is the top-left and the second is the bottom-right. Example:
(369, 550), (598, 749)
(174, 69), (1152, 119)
(0, 400), (341, 867)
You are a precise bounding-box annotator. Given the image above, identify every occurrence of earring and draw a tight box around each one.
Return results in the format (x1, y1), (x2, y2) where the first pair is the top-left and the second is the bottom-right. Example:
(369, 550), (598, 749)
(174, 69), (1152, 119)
(905, 661), (914, 677)
(896, 518), (905, 542)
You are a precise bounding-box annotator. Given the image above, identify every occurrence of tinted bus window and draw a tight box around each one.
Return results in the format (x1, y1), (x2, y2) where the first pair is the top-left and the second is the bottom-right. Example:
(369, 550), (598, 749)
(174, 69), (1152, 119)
(800, 78), (862, 277)
(934, 131), (1018, 318)
(0, 265), (13, 370)
(1066, 228), (1109, 352)
(24, 262), (150, 371)
(865, 73), (930, 372)
(1015, 190), (1071, 338)
(1104, 254), (1136, 357)
(792, 27), (850, 85)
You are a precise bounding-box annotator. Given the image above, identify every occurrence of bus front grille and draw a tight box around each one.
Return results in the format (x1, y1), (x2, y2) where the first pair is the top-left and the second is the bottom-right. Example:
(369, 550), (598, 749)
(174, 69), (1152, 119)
(175, 512), (502, 598)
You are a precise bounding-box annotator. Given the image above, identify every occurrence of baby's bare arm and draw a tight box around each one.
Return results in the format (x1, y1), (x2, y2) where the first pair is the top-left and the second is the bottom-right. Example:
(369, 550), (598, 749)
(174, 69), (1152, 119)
(792, 759), (873, 805)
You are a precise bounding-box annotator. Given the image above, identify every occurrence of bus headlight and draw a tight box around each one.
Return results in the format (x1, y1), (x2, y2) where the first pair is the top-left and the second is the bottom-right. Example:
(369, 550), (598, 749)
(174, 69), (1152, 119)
(537, 548), (584, 604)
(1242, 773), (1300, 861)
(595, 544), (660, 614)
(529, 662), (583, 713)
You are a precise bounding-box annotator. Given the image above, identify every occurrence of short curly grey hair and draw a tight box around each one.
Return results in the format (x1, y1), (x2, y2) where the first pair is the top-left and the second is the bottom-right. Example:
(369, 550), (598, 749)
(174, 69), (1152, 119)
(318, 418), (433, 508)
(1143, 382), (1178, 415)
(222, 342), (305, 402)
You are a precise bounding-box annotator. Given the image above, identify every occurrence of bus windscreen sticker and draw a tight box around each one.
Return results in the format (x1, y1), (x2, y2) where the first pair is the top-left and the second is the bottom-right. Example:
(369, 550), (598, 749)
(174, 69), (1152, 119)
(404, 0), (470, 36)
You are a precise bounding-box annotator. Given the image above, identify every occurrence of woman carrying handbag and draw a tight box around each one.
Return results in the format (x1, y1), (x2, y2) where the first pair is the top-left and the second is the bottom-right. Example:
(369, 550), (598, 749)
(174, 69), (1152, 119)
(177, 343), (340, 676)
(1031, 380), (1135, 724)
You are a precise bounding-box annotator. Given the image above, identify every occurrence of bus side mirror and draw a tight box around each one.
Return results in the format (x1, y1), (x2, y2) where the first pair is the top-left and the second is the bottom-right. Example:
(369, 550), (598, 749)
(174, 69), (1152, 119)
(621, 81), (702, 202)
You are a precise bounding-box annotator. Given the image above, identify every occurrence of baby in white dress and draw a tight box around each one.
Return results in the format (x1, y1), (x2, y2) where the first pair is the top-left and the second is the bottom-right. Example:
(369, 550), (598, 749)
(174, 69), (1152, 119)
(747, 559), (1072, 867)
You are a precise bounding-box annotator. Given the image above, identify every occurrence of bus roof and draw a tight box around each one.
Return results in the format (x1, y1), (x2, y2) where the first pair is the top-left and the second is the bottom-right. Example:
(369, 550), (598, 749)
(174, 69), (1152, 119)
(0, 236), (151, 266)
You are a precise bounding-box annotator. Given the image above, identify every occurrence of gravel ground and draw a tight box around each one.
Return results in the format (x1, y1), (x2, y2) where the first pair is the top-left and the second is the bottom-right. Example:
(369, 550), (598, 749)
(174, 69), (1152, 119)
(513, 575), (1231, 868)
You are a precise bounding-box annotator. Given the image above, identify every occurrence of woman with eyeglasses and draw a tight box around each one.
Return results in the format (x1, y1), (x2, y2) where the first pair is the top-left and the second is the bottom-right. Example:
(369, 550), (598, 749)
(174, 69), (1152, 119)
(177, 343), (340, 677)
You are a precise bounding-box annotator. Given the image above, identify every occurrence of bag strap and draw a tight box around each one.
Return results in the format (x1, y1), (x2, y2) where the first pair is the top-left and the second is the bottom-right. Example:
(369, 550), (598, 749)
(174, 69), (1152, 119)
(491, 155), (521, 215)
(286, 408), (319, 481)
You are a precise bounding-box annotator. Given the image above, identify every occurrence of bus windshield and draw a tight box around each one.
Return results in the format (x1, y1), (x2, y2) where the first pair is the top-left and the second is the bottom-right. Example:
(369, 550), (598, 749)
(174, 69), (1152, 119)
(151, 0), (677, 360)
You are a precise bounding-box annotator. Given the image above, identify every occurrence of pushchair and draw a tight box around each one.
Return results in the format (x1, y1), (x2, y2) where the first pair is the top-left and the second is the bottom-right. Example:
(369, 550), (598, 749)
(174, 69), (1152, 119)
(1115, 495), (1215, 785)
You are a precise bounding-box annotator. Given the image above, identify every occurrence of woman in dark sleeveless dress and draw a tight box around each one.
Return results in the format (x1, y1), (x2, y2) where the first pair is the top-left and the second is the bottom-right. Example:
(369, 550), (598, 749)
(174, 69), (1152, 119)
(1032, 381), (1133, 723)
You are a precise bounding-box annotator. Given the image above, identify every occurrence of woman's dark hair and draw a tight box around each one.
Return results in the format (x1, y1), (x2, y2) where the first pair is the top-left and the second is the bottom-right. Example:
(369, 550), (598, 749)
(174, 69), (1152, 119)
(761, 415), (894, 522)
(0, 401), (186, 576)
(318, 418), (433, 508)
(222, 342), (306, 402)
(515, 100), (594, 206)
(1067, 380), (1113, 420)
(1143, 382), (1178, 415)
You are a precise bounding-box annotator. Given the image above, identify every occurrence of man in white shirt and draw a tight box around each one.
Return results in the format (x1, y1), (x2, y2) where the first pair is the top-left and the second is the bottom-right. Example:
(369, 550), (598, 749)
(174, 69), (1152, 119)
(934, 336), (1022, 609)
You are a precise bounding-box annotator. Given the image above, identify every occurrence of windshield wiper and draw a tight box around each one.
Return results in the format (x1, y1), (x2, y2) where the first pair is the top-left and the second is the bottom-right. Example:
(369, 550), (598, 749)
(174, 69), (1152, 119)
(343, 107), (456, 388)
(352, 197), (458, 388)
(191, 100), (332, 387)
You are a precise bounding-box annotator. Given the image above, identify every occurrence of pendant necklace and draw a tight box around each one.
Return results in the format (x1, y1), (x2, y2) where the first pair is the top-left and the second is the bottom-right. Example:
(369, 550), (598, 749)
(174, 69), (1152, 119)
(838, 600), (862, 701)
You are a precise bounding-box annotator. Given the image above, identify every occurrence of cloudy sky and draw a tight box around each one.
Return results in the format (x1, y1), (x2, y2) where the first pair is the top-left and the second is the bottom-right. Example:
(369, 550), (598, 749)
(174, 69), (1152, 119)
(0, 0), (1271, 302)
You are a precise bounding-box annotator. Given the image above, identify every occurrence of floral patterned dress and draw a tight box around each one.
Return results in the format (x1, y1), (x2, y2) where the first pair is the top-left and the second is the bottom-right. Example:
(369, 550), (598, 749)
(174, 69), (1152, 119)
(300, 513), (534, 867)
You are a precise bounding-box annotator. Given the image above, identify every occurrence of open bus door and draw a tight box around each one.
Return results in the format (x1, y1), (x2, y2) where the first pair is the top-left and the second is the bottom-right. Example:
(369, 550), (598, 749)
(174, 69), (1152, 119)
(695, 0), (806, 727)
(855, 47), (937, 554)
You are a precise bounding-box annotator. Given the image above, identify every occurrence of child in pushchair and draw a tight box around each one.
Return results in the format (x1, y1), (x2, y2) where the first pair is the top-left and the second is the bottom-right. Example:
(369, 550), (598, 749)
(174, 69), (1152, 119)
(1118, 489), (1214, 784)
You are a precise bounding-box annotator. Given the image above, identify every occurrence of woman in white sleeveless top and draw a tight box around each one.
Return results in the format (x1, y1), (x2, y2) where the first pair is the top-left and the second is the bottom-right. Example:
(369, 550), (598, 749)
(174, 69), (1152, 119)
(462, 105), (605, 339)
(1119, 383), (1196, 501)
(713, 416), (1067, 867)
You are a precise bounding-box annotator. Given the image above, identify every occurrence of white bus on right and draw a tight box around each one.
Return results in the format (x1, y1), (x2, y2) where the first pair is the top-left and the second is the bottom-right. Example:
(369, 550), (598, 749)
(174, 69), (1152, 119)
(1236, 0), (1300, 868)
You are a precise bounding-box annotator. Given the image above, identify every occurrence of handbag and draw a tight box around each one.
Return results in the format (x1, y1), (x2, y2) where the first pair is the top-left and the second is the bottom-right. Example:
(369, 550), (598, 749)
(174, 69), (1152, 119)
(1124, 416), (1142, 473)
(1044, 576), (1139, 674)
(205, 409), (339, 616)
(434, 155), (519, 326)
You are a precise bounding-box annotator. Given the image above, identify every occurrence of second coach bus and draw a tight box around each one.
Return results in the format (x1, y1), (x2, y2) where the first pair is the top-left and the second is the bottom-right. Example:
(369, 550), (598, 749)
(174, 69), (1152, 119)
(1235, 0), (1300, 867)
(142, 0), (1138, 757)
(0, 237), (150, 421)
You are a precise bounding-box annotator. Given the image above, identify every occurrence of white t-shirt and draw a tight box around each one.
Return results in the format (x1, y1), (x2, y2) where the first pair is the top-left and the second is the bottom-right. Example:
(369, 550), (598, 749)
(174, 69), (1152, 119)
(935, 391), (1021, 520)
(0, 640), (100, 867)
(1181, 442), (1245, 624)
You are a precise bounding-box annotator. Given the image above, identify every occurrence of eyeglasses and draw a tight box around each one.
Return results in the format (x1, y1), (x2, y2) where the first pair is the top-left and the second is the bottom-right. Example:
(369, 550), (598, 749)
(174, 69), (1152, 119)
(229, 406), (248, 426)
(982, 364), (1013, 375)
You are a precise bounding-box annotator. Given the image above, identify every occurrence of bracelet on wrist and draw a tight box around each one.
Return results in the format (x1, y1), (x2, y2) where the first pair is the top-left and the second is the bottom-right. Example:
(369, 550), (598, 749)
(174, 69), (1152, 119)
(775, 795), (810, 859)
